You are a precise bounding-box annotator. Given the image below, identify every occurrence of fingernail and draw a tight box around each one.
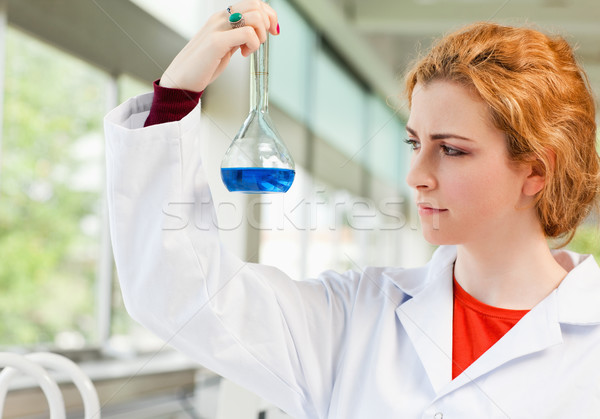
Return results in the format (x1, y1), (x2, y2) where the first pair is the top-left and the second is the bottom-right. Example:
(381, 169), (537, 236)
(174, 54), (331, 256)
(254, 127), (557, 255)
(277, 23), (280, 34)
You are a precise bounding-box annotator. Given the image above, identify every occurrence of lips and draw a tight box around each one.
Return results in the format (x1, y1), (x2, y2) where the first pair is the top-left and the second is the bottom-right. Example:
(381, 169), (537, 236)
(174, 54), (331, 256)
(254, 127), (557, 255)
(417, 203), (448, 216)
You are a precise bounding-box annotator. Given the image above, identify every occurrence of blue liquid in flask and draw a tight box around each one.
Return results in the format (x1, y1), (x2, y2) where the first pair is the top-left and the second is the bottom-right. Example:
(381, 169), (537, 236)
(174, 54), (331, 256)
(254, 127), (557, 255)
(221, 167), (295, 193)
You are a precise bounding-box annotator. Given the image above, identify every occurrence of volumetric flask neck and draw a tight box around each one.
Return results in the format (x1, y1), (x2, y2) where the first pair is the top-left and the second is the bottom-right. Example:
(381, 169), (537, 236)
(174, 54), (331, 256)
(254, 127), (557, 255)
(251, 35), (269, 113)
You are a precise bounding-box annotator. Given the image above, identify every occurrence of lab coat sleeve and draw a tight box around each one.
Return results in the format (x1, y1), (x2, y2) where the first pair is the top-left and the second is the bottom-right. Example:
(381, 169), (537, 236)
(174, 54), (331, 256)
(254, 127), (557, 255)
(104, 93), (358, 418)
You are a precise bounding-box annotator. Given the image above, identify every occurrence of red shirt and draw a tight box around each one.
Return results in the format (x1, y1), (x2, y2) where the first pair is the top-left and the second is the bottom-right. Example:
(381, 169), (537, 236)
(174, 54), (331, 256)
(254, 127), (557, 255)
(452, 277), (530, 379)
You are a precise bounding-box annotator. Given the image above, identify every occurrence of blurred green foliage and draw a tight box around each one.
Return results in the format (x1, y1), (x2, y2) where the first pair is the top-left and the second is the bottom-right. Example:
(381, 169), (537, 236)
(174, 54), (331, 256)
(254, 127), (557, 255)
(0, 27), (108, 346)
(566, 223), (600, 264)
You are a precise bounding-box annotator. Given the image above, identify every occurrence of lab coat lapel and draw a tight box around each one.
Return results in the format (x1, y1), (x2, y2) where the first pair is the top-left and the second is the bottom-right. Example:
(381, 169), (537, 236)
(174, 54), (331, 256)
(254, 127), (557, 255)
(441, 287), (563, 396)
(396, 262), (454, 394)
(443, 251), (600, 394)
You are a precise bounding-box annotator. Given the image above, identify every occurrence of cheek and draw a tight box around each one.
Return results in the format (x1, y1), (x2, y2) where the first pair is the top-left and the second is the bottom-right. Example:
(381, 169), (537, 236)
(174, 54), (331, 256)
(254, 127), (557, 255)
(441, 164), (516, 209)
(441, 169), (485, 200)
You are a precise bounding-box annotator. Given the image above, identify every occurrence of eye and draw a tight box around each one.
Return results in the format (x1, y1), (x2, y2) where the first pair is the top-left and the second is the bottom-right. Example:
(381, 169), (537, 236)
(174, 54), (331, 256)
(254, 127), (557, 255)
(441, 144), (466, 156)
(404, 138), (420, 151)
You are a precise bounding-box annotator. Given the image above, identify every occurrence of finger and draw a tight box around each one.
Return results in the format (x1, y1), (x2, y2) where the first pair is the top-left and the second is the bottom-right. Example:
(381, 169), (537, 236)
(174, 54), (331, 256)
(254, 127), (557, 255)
(257, 1), (271, 30)
(240, 34), (261, 56)
(222, 26), (260, 56)
(240, 38), (260, 57)
(228, 10), (267, 44)
(231, 0), (264, 14)
(228, 1), (273, 36)
(226, 0), (263, 20)
(209, 47), (238, 85)
(262, 3), (279, 35)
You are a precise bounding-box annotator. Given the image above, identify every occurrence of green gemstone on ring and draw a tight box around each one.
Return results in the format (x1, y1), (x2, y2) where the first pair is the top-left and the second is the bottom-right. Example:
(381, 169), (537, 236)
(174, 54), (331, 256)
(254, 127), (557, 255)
(229, 12), (243, 23)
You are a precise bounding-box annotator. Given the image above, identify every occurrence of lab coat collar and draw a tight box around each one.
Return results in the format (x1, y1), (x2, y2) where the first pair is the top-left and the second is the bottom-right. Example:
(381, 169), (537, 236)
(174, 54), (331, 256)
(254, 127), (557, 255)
(395, 246), (456, 394)
(394, 245), (600, 396)
(553, 249), (600, 325)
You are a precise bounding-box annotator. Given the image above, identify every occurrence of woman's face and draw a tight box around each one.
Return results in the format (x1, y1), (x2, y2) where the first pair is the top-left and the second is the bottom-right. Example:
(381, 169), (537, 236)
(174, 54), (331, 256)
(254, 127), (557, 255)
(405, 80), (535, 246)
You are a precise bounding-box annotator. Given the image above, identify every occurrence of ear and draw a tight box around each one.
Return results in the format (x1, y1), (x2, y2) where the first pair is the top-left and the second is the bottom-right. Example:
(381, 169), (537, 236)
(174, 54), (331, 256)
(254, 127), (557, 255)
(522, 150), (554, 197)
(522, 161), (546, 196)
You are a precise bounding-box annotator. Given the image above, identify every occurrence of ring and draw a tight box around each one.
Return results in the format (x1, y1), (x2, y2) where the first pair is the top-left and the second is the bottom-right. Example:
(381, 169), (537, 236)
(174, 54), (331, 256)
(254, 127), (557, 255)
(229, 12), (245, 29)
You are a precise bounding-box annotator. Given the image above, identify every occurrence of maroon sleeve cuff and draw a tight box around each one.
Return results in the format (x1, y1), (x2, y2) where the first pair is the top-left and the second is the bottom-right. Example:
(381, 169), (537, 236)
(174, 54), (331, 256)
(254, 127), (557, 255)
(144, 79), (203, 127)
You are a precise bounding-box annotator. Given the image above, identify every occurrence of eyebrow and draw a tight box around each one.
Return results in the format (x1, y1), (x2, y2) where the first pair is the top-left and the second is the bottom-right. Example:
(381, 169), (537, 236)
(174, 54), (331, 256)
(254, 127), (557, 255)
(406, 126), (474, 142)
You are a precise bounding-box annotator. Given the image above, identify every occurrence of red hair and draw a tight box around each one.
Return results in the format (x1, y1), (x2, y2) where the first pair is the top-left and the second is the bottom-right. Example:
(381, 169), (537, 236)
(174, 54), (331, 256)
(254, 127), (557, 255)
(405, 22), (599, 244)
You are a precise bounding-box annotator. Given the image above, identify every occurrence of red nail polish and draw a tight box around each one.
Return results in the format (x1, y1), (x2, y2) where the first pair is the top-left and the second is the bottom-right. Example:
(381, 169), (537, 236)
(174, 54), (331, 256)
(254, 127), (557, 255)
(277, 23), (280, 34)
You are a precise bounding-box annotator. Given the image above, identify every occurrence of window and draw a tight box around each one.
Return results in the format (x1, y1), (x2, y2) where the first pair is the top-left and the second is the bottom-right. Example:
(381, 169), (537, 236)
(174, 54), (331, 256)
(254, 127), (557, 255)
(366, 95), (407, 188)
(312, 50), (366, 165)
(259, 166), (366, 279)
(270, 0), (316, 125)
(0, 27), (110, 348)
(259, 0), (420, 276)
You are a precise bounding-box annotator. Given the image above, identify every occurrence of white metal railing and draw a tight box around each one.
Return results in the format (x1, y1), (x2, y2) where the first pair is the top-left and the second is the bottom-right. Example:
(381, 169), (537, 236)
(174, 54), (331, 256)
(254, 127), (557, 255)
(0, 352), (101, 418)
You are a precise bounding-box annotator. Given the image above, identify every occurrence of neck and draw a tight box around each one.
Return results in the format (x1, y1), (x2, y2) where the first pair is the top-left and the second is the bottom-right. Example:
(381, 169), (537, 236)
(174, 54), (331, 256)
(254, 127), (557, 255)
(250, 38), (269, 113)
(453, 220), (567, 310)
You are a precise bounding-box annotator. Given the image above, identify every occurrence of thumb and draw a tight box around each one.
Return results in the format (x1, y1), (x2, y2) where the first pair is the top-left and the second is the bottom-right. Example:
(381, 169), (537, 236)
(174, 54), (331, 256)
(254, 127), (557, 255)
(209, 46), (240, 85)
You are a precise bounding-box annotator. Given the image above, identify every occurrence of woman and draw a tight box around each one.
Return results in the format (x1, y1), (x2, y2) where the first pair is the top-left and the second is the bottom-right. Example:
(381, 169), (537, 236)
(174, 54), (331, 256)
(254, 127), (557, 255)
(104, 0), (600, 417)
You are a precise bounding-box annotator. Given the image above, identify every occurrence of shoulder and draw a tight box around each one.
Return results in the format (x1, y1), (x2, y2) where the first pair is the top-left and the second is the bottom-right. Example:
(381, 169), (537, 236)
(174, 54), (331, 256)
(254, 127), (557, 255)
(336, 245), (457, 305)
(554, 248), (600, 325)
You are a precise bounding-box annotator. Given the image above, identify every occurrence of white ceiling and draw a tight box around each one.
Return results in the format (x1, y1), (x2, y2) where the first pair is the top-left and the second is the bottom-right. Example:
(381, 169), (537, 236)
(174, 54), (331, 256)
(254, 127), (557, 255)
(9, 0), (598, 120)
(297, 0), (600, 118)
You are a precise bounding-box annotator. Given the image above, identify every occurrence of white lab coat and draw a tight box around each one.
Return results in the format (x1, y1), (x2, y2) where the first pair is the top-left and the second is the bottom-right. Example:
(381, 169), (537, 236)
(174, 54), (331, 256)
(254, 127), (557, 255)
(104, 92), (600, 419)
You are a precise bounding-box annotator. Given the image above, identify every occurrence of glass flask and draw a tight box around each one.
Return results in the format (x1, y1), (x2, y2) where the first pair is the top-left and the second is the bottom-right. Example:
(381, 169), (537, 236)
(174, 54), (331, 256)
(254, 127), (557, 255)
(220, 31), (295, 193)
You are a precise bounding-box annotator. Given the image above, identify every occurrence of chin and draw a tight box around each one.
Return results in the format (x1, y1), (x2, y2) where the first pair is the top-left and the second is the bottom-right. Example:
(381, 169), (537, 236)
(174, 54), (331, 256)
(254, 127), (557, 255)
(421, 229), (459, 246)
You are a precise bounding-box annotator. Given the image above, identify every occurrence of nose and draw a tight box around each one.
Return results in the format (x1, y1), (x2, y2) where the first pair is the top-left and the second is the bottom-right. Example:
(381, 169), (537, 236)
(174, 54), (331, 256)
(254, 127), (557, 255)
(406, 150), (437, 191)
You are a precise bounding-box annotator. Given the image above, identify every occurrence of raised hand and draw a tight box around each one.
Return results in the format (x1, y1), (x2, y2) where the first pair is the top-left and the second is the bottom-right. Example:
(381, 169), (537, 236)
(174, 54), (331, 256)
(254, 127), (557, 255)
(159, 0), (279, 93)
